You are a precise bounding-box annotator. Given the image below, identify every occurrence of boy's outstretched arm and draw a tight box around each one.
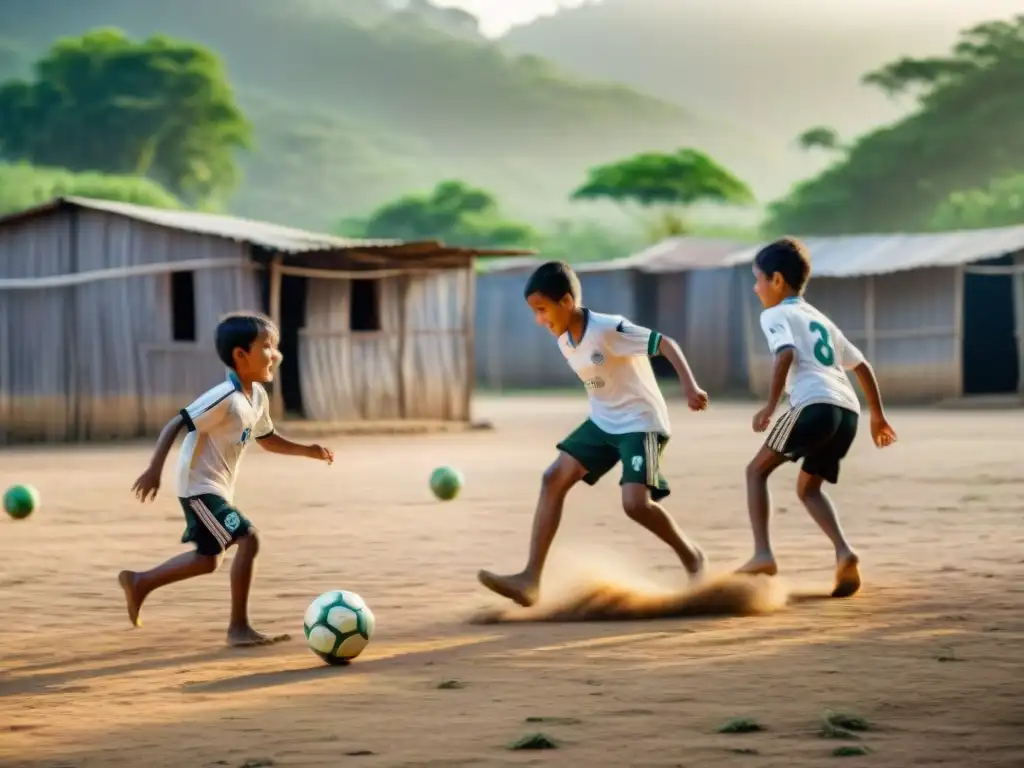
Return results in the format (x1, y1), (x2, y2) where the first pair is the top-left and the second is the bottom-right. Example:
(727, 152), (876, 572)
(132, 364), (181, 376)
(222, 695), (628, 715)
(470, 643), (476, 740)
(257, 432), (334, 464)
(132, 414), (185, 502)
(852, 361), (897, 447)
(656, 335), (708, 411)
(753, 348), (794, 432)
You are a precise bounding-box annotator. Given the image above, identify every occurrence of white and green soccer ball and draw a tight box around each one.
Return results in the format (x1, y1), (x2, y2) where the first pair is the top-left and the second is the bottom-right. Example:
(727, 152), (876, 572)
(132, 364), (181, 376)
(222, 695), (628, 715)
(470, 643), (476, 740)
(303, 590), (375, 665)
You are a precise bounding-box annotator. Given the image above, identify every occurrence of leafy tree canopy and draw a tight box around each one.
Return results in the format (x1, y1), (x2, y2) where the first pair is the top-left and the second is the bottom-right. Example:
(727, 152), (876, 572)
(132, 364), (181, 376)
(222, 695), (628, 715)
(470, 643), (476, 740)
(0, 162), (180, 215)
(0, 28), (250, 207)
(572, 148), (754, 240)
(767, 15), (1024, 234)
(929, 174), (1024, 230)
(338, 180), (537, 248)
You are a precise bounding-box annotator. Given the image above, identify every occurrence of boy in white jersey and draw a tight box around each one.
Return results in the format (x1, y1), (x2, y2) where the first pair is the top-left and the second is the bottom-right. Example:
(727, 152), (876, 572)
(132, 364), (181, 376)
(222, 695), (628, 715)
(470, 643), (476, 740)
(478, 261), (709, 607)
(738, 238), (897, 597)
(119, 312), (333, 646)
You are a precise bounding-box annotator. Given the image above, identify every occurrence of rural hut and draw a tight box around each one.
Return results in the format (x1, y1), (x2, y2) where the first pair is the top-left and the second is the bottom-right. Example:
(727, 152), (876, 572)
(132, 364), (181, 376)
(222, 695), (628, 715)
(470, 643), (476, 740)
(726, 227), (1024, 403)
(0, 196), (529, 444)
(474, 237), (749, 393)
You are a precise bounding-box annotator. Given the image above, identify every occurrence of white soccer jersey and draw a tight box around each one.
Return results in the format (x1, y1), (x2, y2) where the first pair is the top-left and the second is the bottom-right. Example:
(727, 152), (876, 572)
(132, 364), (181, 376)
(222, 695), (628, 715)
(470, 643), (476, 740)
(759, 297), (865, 413)
(175, 372), (274, 501)
(558, 309), (671, 435)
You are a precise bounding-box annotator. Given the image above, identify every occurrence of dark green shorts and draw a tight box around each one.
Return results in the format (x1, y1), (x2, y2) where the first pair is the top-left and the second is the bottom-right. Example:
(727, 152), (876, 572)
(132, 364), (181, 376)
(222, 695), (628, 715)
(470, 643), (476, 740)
(557, 419), (671, 500)
(179, 494), (253, 556)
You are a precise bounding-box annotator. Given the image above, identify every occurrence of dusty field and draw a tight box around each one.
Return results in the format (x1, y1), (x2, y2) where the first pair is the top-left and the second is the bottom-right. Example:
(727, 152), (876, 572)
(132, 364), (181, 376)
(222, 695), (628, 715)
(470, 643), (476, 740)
(1, 396), (1022, 767)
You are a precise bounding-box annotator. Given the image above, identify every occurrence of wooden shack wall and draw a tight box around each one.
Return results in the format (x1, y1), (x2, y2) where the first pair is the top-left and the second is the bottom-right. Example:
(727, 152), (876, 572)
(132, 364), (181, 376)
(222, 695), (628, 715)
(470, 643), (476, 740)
(0, 209), (260, 443)
(744, 267), (962, 403)
(299, 266), (473, 421)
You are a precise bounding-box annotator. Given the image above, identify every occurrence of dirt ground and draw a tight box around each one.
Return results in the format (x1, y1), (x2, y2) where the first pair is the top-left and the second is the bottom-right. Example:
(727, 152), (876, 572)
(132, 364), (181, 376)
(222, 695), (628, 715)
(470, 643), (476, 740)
(1, 396), (1022, 767)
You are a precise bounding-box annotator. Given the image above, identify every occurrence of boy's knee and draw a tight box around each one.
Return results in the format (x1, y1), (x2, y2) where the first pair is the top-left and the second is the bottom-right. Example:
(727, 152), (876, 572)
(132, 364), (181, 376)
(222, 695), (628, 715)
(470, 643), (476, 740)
(795, 478), (821, 503)
(746, 459), (767, 482)
(541, 461), (578, 494)
(198, 554), (221, 574)
(622, 498), (650, 521)
(236, 530), (260, 556)
(620, 485), (650, 521)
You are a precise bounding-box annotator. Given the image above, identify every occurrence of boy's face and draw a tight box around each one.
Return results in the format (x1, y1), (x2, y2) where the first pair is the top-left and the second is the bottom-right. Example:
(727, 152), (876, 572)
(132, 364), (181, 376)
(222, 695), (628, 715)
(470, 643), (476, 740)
(526, 291), (574, 337)
(233, 330), (282, 384)
(752, 265), (787, 309)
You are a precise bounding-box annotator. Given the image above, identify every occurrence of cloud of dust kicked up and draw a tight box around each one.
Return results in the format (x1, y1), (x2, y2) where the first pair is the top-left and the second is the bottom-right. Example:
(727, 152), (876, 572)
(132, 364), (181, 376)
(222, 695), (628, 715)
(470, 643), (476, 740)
(471, 557), (798, 625)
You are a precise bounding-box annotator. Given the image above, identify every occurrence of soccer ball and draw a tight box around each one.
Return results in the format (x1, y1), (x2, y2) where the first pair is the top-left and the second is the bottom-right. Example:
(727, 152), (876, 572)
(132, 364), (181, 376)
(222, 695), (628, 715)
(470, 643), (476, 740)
(4, 484), (38, 520)
(303, 590), (375, 665)
(429, 466), (463, 501)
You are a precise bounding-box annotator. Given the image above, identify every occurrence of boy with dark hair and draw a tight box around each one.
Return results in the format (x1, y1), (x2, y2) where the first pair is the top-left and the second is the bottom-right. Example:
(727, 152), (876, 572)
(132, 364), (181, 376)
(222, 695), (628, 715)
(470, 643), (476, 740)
(478, 261), (709, 607)
(740, 238), (897, 597)
(119, 311), (334, 646)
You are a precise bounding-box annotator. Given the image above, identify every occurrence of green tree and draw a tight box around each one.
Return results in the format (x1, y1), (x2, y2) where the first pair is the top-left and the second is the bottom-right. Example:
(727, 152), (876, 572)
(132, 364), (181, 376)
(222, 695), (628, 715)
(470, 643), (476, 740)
(0, 163), (181, 215)
(929, 174), (1024, 230)
(571, 148), (754, 241)
(338, 180), (536, 248)
(767, 15), (1024, 235)
(0, 28), (251, 207)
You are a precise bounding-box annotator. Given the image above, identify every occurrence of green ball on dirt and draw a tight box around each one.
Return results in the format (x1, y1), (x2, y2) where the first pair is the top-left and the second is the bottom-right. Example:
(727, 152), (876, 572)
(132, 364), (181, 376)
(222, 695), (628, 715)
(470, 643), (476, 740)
(429, 466), (463, 501)
(4, 484), (39, 520)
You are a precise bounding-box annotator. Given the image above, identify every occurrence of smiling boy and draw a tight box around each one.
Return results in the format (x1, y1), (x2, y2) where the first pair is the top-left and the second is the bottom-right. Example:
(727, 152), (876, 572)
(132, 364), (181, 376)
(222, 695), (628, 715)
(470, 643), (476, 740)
(477, 261), (709, 608)
(119, 312), (333, 646)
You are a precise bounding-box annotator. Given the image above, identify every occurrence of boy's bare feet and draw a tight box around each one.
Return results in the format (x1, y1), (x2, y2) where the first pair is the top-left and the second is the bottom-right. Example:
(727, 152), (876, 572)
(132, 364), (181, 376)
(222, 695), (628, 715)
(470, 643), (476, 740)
(118, 571), (143, 627)
(477, 570), (539, 608)
(735, 554), (778, 577)
(227, 625), (291, 647)
(832, 552), (861, 598)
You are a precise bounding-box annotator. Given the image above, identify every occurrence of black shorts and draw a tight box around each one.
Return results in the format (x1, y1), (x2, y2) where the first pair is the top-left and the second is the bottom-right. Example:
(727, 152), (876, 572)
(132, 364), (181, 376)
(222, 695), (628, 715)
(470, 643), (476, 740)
(764, 403), (858, 484)
(179, 494), (253, 556)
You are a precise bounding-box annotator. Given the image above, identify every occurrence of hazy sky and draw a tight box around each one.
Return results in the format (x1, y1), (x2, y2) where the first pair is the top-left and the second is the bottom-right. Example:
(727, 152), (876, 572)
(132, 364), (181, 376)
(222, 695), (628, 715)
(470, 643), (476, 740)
(432, 0), (1023, 37)
(432, 0), (588, 36)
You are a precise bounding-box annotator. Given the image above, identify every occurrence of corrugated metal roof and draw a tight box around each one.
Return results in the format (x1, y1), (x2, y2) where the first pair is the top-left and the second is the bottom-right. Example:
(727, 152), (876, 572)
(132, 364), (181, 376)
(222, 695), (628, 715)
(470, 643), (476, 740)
(61, 196), (401, 253)
(625, 236), (750, 273)
(722, 227), (1024, 277)
(480, 237), (746, 275)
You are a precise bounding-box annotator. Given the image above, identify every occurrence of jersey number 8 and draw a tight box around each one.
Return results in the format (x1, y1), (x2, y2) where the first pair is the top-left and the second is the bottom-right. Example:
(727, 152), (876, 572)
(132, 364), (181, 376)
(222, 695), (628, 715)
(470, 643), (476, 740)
(809, 321), (836, 367)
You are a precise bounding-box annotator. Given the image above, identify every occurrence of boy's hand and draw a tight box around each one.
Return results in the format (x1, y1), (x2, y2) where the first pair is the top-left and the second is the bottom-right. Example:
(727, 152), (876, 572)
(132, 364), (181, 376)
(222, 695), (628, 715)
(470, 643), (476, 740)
(132, 466), (161, 502)
(307, 444), (334, 464)
(870, 414), (897, 448)
(752, 405), (774, 432)
(685, 386), (709, 412)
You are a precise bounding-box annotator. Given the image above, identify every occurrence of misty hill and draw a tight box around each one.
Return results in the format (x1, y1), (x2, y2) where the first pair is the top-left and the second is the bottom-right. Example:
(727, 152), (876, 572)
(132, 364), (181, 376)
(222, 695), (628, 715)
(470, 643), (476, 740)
(0, 0), (760, 229)
(503, 0), (1024, 195)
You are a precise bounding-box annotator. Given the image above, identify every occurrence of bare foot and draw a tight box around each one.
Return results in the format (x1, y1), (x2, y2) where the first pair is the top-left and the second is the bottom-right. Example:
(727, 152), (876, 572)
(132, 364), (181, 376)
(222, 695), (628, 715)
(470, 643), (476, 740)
(735, 554), (779, 577)
(227, 626), (291, 647)
(832, 553), (862, 598)
(686, 547), (709, 580)
(118, 570), (143, 627)
(477, 570), (539, 607)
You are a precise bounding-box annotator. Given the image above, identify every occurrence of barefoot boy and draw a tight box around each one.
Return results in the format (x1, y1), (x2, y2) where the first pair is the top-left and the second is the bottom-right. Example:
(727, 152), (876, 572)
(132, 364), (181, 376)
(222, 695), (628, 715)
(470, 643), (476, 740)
(120, 312), (333, 646)
(739, 238), (896, 597)
(478, 261), (708, 607)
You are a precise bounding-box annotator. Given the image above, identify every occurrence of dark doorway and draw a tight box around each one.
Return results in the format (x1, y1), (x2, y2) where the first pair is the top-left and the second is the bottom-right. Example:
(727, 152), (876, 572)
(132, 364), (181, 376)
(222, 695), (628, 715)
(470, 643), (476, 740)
(170, 271), (197, 341)
(260, 272), (307, 416)
(962, 256), (1019, 395)
(350, 279), (381, 331)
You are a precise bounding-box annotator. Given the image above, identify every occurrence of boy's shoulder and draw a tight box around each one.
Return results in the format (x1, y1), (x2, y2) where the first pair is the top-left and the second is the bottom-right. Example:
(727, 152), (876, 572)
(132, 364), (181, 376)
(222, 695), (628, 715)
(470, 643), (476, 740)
(589, 310), (632, 333)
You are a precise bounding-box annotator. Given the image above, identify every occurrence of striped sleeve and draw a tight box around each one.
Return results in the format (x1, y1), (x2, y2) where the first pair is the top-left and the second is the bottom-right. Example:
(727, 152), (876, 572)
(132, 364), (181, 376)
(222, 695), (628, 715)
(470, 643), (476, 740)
(604, 316), (662, 357)
(180, 382), (234, 433)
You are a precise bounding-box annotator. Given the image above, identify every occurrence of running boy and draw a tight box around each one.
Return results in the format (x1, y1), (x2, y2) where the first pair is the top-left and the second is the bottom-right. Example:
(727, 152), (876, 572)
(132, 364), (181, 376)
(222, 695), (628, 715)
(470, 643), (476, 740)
(119, 312), (334, 646)
(478, 261), (708, 607)
(739, 238), (896, 597)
